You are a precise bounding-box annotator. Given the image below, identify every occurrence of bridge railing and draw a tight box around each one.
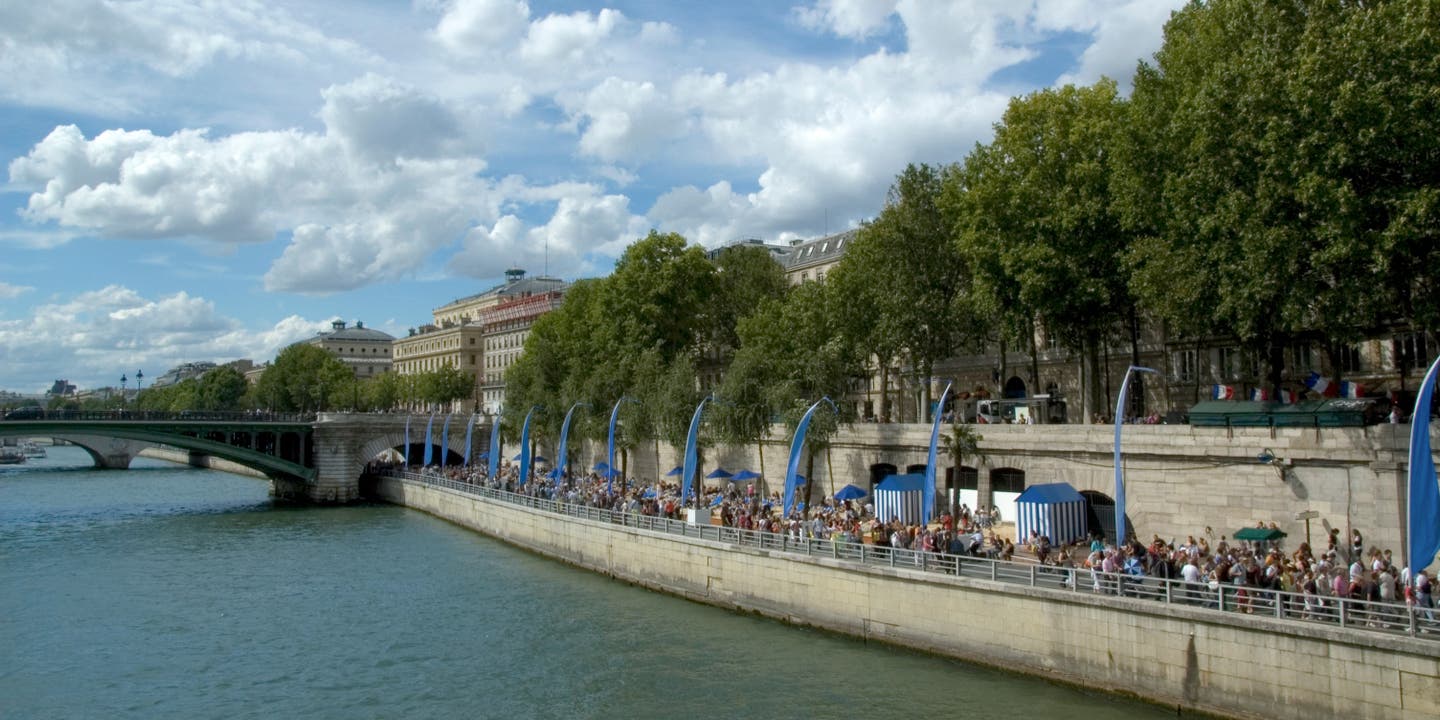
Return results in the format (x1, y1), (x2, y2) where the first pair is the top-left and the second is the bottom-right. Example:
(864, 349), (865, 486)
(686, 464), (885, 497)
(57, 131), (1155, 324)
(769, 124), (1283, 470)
(384, 470), (1439, 643)
(1, 409), (316, 423)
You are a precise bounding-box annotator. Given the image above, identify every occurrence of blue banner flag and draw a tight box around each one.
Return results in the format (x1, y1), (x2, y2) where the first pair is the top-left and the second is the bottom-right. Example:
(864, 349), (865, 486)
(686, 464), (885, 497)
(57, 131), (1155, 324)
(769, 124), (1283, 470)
(518, 407), (536, 487)
(924, 382), (953, 524)
(607, 397), (637, 494)
(558, 402), (586, 485)
(403, 415), (411, 466)
(785, 397), (836, 518)
(681, 396), (712, 502)
(487, 415), (502, 481)
(463, 413), (476, 466)
(440, 413), (452, 466)
(1408, 355), (1440, 574)
(423, 413), (435, 466)
(1114, 366), (1157, 544)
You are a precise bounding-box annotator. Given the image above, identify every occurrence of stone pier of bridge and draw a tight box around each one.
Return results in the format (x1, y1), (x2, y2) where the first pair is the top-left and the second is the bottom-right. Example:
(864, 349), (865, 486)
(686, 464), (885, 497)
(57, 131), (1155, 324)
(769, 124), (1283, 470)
(300, 414), (418, 503)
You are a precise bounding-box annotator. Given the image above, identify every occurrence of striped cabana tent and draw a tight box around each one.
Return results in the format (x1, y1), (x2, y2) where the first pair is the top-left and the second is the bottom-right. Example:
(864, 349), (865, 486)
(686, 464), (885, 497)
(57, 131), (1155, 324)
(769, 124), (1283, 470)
(1014, 482), (1088, 545)
(874, 473), (925, 525)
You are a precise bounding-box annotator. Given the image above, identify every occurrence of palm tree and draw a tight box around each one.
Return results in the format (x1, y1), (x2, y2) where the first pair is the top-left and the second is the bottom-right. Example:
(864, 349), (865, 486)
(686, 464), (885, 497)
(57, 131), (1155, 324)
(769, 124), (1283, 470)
(941, 422), (985, 520)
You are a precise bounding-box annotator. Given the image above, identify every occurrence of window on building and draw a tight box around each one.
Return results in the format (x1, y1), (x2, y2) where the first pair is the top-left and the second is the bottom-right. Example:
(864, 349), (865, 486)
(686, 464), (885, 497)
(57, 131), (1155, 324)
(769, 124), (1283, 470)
(1395, 332), (1432, 372)
(816, 270), (826, 283)
(800, 272), (809, 283)
(1174, 349), (1197, 383)
(1288, 342), (1314, 376)
(1336, 344), (1363, 374)
(1217, 346), (1238, 381)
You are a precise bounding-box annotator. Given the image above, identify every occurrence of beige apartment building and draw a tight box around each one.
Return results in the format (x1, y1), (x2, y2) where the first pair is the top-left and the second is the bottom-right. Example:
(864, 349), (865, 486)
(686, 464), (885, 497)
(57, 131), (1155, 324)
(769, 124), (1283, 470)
(478, 290), (565, 414)
(393, 268), (566, 412)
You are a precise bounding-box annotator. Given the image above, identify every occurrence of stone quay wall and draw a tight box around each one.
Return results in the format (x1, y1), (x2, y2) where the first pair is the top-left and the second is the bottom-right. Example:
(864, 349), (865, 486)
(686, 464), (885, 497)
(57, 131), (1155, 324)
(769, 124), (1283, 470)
(376, 476), (1440, 720)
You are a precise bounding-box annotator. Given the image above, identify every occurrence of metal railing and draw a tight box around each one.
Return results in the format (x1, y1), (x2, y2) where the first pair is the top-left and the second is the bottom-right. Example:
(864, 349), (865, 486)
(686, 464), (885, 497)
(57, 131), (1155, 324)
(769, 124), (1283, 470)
(386, 470), (1439, 642)
(1, 409), (316, 423)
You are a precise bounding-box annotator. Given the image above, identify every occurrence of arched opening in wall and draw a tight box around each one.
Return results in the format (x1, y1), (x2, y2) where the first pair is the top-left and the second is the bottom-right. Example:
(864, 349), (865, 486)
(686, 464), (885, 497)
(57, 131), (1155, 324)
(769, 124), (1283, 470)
(868, 463), (897, 495)
(1080, 490), (1131, 544)
(1003, 376), (1027, 399)
(905, 463), (927, 475)
(945, 465), (979, 515)
(989, 468), (1025, 526)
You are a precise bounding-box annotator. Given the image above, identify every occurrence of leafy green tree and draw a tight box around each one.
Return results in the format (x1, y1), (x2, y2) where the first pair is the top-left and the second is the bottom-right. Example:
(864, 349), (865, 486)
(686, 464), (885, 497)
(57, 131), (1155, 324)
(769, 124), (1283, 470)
(196, 366), (247, 410)
(955, 80), (1133, 419)
(253, 344), (352, 412)
(940, 423), (985, 519)
(1115, 0), (1440, 388)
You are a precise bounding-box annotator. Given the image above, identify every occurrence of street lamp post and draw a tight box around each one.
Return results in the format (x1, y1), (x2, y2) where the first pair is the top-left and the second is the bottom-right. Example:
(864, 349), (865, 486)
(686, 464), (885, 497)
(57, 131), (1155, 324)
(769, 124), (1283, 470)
(120, 374), (127, 407)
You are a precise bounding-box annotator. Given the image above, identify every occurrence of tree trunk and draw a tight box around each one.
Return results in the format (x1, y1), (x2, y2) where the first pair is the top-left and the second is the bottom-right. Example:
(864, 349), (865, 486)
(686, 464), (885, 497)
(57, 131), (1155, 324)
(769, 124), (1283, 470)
(621, 447), (629, 495)
(879, 361), (891, 423)
(756, 439), (766, 498)
(802, 449), (816, 517)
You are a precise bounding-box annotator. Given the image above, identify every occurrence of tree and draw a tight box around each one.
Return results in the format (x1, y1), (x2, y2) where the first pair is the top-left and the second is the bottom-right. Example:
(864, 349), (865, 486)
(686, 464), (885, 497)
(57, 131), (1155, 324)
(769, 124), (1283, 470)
(1114, 0), (1440, 389)
(253, 344), (352, 412)
(940, 423), (985, 520)
(196, 366), (247, 410)
(955, 80), (1134, 419)
(829, 163), (974, 423)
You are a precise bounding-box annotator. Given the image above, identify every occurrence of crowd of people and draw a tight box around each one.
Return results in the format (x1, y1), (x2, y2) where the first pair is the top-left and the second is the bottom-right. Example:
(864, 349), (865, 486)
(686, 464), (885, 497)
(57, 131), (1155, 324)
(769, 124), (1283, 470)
(378, 459), (1435, 632)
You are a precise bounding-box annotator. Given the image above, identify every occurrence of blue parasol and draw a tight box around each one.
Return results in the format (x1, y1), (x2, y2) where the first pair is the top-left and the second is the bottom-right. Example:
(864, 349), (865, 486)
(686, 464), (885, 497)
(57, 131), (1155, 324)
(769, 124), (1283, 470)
(705, 468), (733, 479)
(665, 466), (684, 477)
(834, 484), (867, 501)
(731, 469), (761, 481)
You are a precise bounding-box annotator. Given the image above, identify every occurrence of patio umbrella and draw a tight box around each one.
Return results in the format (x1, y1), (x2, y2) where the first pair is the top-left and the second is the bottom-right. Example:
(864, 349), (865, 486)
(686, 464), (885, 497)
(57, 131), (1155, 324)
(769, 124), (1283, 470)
(706, 468), (733, 479)
(731, 469), (761, 482)
(834, 484), (867, 501)
(593, 461), (611, 471)
(665, 466), (684, 477)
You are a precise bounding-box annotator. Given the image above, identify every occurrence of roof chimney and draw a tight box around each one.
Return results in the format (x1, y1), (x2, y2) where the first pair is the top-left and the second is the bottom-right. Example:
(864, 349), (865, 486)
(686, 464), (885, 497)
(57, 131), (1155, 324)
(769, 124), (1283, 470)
(332, 320), (346, 331)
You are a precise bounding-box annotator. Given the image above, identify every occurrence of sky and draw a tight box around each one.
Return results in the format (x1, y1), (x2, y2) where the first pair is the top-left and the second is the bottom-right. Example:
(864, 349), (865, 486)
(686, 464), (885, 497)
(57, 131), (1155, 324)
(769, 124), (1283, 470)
(0, 0), (1185, 394)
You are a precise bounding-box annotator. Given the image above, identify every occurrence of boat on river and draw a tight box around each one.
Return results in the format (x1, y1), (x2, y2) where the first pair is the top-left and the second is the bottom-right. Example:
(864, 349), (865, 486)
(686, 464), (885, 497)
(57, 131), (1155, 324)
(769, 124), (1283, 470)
(21, 441), (46, 458)
(0, 447), (25, 465)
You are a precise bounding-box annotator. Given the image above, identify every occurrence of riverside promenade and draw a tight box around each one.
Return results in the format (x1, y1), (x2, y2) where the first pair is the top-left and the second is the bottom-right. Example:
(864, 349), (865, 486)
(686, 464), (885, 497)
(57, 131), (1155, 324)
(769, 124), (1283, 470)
(376, 469), (1439, 720)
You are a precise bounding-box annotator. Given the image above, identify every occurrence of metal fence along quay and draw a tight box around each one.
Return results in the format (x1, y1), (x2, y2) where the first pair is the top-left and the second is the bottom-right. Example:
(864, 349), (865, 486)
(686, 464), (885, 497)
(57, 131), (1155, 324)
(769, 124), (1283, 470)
(386, 470), (1439, 643)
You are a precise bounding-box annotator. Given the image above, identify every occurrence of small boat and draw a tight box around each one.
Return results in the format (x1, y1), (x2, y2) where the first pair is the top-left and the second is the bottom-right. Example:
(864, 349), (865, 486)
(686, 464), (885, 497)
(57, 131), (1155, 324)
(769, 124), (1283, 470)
(0, 448), (25, 465)
(21, 442), (45, 458)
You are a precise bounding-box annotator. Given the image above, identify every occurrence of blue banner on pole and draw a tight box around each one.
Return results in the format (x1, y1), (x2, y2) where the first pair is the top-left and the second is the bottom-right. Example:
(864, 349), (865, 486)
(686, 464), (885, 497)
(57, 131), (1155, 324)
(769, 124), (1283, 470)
(403, 415), (411, 466)
(924, 382), (953, 524)
(1408, 356), (1440, 574)
(440, 413), (452, 466)
(558, 403), (585, 485)
(785, 397), (836, 518)
(423, 413), (435, 466)
(463, 414), (476, 466)
(681, 396), (712, 502)
(487, 415), (502, 481)
(607, 397), (637, 495)
(1114, 366), (1156, 544)
(518, 407), (536, 487)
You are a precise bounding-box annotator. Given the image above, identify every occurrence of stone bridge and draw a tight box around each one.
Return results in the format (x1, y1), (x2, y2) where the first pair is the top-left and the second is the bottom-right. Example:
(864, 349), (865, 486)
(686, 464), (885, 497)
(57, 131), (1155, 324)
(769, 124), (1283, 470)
(0, 411), (488, 503)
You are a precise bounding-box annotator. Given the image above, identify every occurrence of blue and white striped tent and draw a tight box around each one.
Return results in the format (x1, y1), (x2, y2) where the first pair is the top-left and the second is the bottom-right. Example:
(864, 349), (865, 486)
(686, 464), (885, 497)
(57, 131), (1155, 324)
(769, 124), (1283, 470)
(874, 473), (925, 525)
(1014, 482), (1088, 545)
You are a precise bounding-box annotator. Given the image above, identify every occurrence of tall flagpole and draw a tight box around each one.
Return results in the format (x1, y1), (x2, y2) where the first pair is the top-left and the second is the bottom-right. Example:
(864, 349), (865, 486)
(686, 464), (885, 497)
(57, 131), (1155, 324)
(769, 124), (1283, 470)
(924, 382), (953, 524)
(1114, 366), (1158, 544)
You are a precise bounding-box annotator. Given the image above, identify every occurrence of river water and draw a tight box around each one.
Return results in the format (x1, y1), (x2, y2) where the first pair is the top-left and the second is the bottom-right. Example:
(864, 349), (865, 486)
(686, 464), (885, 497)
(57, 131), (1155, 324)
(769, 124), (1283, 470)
(1, 446), (1172, 719)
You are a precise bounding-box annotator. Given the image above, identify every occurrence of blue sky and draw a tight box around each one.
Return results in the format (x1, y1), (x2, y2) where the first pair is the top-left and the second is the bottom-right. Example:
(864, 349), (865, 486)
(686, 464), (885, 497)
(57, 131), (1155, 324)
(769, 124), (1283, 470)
(0, 0), (1183, 393)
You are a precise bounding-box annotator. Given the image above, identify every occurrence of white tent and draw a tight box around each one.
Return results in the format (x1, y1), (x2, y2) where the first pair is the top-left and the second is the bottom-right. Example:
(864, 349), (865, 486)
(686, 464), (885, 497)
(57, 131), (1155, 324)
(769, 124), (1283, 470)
(1014, 482), (1088, 545)
(874, 473), (925, 525)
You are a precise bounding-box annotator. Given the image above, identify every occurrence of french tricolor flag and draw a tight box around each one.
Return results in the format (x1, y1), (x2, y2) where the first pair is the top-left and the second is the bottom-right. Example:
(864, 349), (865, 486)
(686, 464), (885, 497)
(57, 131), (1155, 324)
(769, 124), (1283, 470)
(1278, 389), (1295, 404)
(1212, 384), (1236, 400)
(1338, 381), (1364, 398)
(1305, 372), (1338, 397)
(1250, 388), (1271, 401)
